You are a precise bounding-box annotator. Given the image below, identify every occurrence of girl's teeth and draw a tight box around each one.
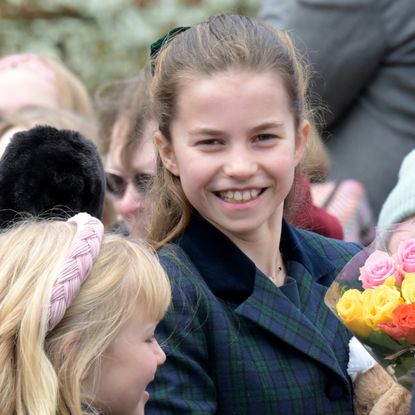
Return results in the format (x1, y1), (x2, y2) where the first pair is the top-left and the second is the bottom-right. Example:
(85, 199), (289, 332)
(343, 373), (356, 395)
(242, 191), (251, 201)
(220, 189), (261, 202)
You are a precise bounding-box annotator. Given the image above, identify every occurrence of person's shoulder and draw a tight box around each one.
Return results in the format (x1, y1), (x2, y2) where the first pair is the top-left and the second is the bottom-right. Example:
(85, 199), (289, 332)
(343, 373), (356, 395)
(294, 228), (363, 286)
(157, 243), (192, 271)
(296, 227), (362, 264)
(157, 243), (204, 289)
(157, 243), (212, 317)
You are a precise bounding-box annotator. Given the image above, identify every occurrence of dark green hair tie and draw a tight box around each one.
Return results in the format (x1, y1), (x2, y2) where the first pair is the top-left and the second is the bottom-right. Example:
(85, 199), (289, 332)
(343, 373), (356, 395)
(150, 26), (190, 74)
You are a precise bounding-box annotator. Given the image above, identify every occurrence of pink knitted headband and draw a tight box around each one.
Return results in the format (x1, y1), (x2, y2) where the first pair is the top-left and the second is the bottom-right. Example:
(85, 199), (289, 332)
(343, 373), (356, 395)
(0, 53), (56, 85)
(47, 213), (104, 332)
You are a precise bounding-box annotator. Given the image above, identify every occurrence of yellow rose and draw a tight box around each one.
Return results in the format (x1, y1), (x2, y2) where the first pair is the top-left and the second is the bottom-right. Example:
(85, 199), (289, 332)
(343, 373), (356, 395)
(401, 273), (415, 303)
(336, 289), (371, 337)
(362, 281), (403, 329)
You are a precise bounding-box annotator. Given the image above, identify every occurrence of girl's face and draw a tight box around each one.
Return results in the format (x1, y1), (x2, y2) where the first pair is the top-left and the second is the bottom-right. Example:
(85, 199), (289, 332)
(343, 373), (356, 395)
(83, 304), (166, 415)
(157, 71), (308, 240)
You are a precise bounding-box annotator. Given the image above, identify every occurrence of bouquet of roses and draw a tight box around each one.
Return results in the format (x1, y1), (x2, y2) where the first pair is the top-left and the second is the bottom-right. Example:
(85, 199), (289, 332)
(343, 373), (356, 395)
(325, 228), (415, 391)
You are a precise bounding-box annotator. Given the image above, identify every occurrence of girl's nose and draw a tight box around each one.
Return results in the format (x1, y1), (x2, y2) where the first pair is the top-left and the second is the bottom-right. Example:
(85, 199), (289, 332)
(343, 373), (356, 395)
(223, 149), (258, 178)
(154, 340), (167, 366)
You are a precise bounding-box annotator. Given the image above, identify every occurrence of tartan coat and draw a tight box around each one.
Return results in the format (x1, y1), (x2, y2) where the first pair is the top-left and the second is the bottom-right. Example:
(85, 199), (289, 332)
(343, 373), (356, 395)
(146, 213), (361, 414)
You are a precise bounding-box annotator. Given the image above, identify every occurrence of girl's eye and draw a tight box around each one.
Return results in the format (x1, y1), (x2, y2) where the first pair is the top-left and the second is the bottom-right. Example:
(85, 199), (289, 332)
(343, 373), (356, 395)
(146, 335), (156, 344)
(254, 134), (278, 142)
(197, 138), (223, 146)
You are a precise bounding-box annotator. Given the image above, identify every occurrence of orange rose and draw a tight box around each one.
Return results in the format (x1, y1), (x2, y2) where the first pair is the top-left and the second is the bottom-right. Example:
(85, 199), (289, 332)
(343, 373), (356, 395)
(378, 303), (415, 343)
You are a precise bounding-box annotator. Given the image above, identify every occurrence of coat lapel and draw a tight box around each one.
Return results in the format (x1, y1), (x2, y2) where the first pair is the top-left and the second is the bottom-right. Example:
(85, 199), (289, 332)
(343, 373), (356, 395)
(235, 264), (347, 381)
(176, 214), (354, 384)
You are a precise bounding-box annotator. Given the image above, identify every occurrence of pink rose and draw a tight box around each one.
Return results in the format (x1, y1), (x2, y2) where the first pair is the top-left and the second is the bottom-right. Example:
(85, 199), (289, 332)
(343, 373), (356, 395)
(359, 250), (399, 289)
(397, 239), (415, 273)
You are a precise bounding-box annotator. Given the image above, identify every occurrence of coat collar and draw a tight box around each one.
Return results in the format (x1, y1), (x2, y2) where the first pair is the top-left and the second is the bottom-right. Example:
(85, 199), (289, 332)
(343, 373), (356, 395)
(176, 212), (337, 301)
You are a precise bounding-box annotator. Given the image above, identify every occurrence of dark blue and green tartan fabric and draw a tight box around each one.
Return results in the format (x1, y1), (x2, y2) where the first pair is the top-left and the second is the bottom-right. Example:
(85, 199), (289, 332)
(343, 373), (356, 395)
(146, 214), (361, 414)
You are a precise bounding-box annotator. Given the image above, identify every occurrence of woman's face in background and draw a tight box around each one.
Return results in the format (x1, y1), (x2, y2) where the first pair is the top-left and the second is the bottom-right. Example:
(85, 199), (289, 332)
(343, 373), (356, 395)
(105, 119), (157, 236)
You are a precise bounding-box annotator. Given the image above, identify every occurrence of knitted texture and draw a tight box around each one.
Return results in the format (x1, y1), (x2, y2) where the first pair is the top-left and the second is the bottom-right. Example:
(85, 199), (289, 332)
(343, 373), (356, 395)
(47, 213), (104, 332)
(378, 149), (415, 231)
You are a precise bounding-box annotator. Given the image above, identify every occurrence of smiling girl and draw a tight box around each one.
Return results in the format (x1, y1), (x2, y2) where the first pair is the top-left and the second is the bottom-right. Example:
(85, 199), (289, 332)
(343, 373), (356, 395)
(146, 14), (361, 414)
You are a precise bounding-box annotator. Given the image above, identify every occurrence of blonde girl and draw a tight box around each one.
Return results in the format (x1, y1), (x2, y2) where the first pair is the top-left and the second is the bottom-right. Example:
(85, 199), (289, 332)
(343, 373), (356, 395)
(0, 213), (170, 414)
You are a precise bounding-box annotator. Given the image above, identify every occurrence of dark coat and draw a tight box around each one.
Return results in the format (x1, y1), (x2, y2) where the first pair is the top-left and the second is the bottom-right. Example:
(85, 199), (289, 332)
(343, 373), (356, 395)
(147, 214), (361, 414)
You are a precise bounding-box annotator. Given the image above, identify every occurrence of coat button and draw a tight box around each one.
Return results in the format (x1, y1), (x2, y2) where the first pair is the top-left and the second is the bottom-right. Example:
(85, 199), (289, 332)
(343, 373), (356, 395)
(325, 383), (345, 401)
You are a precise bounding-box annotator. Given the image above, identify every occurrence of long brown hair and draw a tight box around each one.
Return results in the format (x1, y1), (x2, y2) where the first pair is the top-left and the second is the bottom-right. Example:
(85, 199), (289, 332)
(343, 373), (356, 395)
(148, 14), (312, 249)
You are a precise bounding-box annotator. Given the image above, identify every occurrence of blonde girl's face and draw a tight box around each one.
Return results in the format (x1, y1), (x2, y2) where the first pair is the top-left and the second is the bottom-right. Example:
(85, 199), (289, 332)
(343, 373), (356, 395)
(156, 71), (308, 240)
(83, 304), (166, 415)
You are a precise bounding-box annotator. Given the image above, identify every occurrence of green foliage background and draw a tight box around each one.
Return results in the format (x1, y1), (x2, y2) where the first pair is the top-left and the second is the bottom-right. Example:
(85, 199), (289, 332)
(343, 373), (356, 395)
(0, 0), (260, 93)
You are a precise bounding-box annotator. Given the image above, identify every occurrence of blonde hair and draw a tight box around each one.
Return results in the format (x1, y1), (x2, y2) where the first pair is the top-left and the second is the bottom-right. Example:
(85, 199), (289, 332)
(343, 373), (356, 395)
(148, 14), (311, 248)
(0, 105), (98, 146)
(0, 219), (171, 415)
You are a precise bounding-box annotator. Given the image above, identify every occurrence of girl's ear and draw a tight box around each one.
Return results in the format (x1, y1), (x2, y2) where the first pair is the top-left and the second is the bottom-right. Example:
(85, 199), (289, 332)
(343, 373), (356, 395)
(154, 131), (180, 176)
(294, 120), (310, 166)
(58, 332), (80, 367)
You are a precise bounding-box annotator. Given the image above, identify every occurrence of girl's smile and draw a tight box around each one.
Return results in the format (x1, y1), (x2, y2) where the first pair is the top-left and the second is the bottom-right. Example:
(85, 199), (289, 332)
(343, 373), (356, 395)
(216, 188), (264, 203)
(214, 187), (268, 214)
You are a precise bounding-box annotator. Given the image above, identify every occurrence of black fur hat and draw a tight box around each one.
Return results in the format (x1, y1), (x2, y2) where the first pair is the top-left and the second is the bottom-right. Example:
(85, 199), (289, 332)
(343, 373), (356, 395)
(0, 125), (105, 228)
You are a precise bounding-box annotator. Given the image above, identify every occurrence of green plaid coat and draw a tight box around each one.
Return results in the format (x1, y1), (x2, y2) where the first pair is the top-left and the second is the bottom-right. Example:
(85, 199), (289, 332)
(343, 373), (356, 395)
(147, 214), (361, 414)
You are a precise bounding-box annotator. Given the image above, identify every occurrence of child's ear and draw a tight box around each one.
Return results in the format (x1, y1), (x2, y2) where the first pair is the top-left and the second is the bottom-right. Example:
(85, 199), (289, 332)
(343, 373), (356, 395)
(154, 131), (180, 176)
(61, 332), (80, 357)
(294, 120), (310, 166)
